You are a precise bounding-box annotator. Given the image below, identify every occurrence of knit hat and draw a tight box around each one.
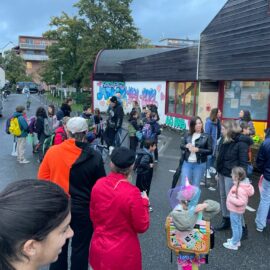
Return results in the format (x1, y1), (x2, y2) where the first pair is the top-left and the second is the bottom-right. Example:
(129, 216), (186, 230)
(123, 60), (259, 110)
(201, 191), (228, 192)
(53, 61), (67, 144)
(110, 96), (117, 103)
(202, 200), (220, 221)
(66, 117), (88, 134)
(111, 147), (135, 169)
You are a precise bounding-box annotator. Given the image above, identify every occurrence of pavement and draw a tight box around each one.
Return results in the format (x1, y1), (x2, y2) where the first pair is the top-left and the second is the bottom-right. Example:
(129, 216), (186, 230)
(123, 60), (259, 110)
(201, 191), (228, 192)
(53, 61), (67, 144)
(0, 94), (270, 269)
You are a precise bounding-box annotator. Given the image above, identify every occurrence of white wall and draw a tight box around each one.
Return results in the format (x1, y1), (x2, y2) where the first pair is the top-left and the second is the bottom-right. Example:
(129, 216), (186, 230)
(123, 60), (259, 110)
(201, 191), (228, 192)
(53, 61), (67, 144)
(0, 67), (5, 89)
(93, 81), (167, 123)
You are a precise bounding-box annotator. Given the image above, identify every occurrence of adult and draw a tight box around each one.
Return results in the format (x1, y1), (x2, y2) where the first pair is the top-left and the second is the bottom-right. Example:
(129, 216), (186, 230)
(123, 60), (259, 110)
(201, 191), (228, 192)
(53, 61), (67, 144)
(35, 107), (51, 163)
(89, 147), (150, 270)
(48, 104), (59, 131)
(128, 110), (140, 151)
(215, 120), (253, 231)
(0, 179), (73, 270)
(238, 110), (255, 136)
(205, 108), (221, 178)
(255, 129), (270, 232)
(38, 117), (106, 270)
(104, 96), (124, 147)
(57, 98), (73, 120)
(132, 100), (142, 118)
(180, 116), (212, 187)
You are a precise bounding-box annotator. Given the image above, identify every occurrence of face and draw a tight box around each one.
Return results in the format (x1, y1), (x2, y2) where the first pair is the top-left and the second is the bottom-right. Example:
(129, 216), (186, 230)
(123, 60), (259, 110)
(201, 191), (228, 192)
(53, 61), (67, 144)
(48, 107), (53, 114)
(110, 101), (116, 108)
(239, 110), (244, 118)
(242, 127), (250, 135)
(68, 101), (73, 106)
(86, 108), (92, 114)
(150, 144), (157, 152)
(221, 125), (227, 136)
(32, 213), (73, 267)
(231, 173), (238, 184)
(146, 111), (151, 118)
(218, 110), (222, 118)
(195, 119), (203, 133)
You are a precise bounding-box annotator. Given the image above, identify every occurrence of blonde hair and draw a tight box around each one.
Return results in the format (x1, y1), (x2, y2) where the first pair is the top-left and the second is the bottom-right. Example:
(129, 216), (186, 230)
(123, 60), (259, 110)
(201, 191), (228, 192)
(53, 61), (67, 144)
(232, 167), (246, 196)
(222, 120), (241, 143)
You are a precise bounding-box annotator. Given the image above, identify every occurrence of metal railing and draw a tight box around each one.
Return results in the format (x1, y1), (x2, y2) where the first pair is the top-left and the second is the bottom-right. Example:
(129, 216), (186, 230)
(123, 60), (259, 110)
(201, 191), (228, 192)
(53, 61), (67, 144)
(19, 43), (47, 50)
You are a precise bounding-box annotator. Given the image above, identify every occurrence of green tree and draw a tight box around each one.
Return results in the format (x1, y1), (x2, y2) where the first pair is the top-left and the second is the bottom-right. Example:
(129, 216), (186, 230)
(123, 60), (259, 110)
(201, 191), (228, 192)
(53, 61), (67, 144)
(0, 51), (31, 84)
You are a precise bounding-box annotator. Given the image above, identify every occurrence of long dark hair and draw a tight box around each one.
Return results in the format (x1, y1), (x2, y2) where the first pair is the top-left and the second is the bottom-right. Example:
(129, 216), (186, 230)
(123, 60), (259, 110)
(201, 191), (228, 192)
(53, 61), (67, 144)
(48, 104), (55, 116)
(241, 110), (252, 122)
(129, 110), (137, 121)
(189, 116), (204, 135)
(36, 106), (48, 118)
(209, 108), (218, 122)
(0, 179), (70, 270)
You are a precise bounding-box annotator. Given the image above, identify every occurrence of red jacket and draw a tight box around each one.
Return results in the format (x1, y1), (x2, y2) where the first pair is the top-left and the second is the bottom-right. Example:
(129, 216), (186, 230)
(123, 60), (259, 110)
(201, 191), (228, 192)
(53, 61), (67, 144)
(53, 126), (67, 145)
(89, 172), (150, 270)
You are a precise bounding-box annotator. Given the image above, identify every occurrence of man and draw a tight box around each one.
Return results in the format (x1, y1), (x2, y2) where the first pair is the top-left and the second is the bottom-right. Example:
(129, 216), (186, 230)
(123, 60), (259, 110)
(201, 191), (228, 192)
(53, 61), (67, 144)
(38, 117), (106, 270)
(105, 96), (124, 147)
(255, 129), (270, 232)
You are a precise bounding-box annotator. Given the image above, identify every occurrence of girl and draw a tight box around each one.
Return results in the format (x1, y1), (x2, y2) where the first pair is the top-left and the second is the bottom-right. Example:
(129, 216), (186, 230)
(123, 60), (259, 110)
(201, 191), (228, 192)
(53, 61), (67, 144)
(48, 104), (59, 131)
(54, 116), (70, 145)
(128, 110), (140, 151)
(180, 116), (212, 187)
(0, 179), (73, 270)
(223, 167), (254, 250)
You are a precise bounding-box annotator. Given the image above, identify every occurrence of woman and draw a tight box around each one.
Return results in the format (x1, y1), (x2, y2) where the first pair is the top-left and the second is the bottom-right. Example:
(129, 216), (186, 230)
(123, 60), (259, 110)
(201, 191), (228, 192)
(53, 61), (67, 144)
(35, 106), (50, 162)
(205, 108), (221, 178)
(0, 179), (73, 270)
(57, 98), (73, 120)
(215, 120), (253, 231)
(89, 147), (150, 270)
(48, 104), (59, 131)
(180, 116), (212, 187)
(132, 100), (142, 119)
(128, 110), (140, 151)
(238, 110), (255, 136)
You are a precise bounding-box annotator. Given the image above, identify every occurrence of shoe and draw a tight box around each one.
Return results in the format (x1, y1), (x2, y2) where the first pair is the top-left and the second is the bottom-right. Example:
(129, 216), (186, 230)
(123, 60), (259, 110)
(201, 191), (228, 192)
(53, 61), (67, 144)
(227, 238), (241, 247)
(256, 227), (263, 232)
(11, 151), (18, 157)
(206, 169), (211, 179)
(223, 241), (238, 250)
(149, 206), (153, 212)
(19, 159), (30, 164)
(215, 217), (231, 231)
(154, 160), (158, 163)
(241, 225), (248, 240)
(109, 146), (114, 156)
(209, 167), (217, 174)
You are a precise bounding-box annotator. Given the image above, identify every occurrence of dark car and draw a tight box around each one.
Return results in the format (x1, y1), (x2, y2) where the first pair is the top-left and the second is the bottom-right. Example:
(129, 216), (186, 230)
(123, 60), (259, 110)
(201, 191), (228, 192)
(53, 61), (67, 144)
(16, 82), (38, 94)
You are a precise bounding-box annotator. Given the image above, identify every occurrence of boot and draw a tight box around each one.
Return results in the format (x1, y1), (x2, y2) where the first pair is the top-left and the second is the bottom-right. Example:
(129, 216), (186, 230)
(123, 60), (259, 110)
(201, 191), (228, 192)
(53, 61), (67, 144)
(215, 217), (231, 231)
(241, 225), (248, 240)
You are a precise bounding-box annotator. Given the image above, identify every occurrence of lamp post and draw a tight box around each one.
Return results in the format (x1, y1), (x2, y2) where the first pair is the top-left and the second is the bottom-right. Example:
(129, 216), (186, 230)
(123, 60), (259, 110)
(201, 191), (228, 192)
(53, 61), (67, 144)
(59, 67), (64, 101)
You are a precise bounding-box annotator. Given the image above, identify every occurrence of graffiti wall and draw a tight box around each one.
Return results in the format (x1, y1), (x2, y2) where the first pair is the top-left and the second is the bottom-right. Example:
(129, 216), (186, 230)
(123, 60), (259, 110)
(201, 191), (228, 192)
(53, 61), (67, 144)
(93, 81), (167, 123)
(165, 115), (189, 130)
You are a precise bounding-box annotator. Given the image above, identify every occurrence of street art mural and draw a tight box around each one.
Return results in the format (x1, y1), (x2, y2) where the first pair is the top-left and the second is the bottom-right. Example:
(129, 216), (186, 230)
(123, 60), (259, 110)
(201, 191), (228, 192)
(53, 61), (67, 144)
(165, 116), (188, 130)
(93, 81), (166, 123)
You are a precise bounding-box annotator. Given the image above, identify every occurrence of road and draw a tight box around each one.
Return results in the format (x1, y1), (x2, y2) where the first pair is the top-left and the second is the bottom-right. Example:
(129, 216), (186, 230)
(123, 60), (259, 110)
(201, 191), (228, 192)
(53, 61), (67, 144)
(0, 94), (270, 270)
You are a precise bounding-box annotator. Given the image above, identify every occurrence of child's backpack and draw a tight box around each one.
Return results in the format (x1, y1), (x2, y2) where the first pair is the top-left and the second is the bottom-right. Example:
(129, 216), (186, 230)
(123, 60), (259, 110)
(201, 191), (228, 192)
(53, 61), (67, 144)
(28, 116), (37, 134)
(142, 123), (154, 140)
(42, 134), (56, 156)
(9, 117), (22, 136)
(44, 118), (53, 136)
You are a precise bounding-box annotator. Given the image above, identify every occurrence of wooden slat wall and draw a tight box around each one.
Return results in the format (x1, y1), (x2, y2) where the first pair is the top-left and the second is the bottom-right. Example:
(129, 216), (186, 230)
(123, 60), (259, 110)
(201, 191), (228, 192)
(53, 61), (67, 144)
(199, 0), (270, 80)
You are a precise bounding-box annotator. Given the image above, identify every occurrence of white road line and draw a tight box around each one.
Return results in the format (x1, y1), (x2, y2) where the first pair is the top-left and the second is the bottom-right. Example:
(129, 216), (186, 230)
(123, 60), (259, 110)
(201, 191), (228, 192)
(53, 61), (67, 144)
(246, 205), (256, 212)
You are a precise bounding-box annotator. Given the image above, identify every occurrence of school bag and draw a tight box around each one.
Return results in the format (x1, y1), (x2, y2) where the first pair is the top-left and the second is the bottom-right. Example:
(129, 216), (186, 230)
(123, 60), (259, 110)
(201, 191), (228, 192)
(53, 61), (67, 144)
(43, 131), (65, 156)
(9, 117), (22, 136)
(142, 123), (155, 140)
(44, 118), (53, 136)
(28, 116), (37, 134)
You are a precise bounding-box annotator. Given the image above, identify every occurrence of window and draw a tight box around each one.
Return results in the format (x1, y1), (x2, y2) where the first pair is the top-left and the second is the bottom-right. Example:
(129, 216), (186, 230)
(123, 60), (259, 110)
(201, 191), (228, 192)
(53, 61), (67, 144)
(167, 82), (197, 117)
(223, 81), (269, 121)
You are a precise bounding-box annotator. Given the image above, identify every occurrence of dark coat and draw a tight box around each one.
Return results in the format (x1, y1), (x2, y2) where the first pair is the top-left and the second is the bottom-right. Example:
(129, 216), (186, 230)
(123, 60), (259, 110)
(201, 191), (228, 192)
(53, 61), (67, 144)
(216, 134), (253, 177)
(256, 138), (270, 181)
(180, 132), (212, 163)
(135, 148), (154, 176)
(107, 102), (124, 130)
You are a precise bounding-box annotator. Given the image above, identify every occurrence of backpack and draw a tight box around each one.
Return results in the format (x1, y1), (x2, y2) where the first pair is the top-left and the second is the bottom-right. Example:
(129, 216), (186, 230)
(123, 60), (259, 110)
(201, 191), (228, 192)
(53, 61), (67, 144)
(142, 123), (154, 140)
(28, 116), (37, 134)
(9, 117), (22, 136)
(44, 118), (53, 136)
(42, 133), (56, 156)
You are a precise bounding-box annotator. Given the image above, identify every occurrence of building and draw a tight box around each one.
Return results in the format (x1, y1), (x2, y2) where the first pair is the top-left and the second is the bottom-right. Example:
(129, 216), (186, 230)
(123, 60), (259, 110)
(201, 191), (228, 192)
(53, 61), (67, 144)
(0, 66), (5, 88)
(16, 36), (55, 82)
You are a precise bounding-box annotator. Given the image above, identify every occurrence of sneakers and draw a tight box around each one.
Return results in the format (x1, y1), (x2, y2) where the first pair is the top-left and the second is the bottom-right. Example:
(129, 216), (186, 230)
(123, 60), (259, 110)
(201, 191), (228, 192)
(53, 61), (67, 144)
(227, 238), (241, 247)
(19, 159), (30, 164)
(256, 227), (263, 232)
(209, 167), (217, 174)
(11, 151), (18, 157)
(206, 169), (211, 179)
(109, 146), (114, 156)
(149, 206), (153, 212)
(154, 160), (158, 163)
(223, 240), (239, 250)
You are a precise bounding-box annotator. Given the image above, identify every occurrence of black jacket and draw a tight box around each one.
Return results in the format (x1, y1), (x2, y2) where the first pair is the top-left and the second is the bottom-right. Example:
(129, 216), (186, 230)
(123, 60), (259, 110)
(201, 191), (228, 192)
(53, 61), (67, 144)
(256, 138), (270, 181)
(107, 102), (124, 130)
(180, 132), (212, 163)
(135, 148), (154, 176)
(216, 134), (253, 177)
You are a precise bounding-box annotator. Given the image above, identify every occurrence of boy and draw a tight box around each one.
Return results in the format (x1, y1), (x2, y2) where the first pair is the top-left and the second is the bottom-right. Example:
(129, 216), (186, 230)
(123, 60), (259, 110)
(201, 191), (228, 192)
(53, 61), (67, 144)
(81, 105), (95, 131)
(135, 140), (156, 212)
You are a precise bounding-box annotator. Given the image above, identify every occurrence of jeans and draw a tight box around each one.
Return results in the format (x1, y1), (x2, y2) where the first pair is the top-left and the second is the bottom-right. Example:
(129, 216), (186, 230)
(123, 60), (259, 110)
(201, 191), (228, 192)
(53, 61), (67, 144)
(255, 178), (270, 230)
(180, 161), (206, 187)
(206, 155), (215, 170)
(218, 174), (233, 218)
(230, 212), (242, 245)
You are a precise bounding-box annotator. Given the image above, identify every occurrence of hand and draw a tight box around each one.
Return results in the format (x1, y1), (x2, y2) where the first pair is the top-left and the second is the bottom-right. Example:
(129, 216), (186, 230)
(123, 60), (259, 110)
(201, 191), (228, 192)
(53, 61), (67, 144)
(150, 163), (154, 168)
(195, 203), (208, 213)
(141, 191), (149, 200)
(186, 143), (192, 149)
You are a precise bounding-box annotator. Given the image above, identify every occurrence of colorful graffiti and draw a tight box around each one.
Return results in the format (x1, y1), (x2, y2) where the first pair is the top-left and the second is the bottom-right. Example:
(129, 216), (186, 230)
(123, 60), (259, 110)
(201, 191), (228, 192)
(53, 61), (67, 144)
(165, 116), (187, 130)
(96, 81), (126, 101)
(140, 88), (157, 107)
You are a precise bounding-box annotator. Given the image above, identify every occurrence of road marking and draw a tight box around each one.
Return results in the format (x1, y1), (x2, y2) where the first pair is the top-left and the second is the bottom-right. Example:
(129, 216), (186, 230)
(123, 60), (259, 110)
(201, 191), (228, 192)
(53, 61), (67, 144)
(246, 205), (256, 212)
(169, 170), (176, 173)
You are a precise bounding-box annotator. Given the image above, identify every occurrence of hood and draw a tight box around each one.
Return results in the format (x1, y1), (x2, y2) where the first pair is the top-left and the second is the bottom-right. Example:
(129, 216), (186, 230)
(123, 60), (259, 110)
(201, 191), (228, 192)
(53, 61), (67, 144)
(61, 103), (71, 110)
(234, 134), (253, 146)
(55, 126), (65, 134)
(206, 117), (217, 125)
(239, 181), (254, 197)
(13, 112), (23, 118)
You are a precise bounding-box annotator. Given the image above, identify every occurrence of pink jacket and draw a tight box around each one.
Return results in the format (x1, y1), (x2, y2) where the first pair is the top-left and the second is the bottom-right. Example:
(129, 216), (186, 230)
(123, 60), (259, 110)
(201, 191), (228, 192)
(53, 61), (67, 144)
(226, 180), (254, 214)
(53, 126), (67, 145)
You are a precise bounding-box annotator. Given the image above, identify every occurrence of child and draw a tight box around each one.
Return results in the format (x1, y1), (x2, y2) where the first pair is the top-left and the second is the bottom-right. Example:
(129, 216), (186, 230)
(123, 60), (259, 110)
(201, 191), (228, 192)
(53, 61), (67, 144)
(81, 105), (95, 131)
(151, 112), (161, 162)
(128, 110), (140, 151)
(223, 167), (254, 250)
(135, 140), (156, 212)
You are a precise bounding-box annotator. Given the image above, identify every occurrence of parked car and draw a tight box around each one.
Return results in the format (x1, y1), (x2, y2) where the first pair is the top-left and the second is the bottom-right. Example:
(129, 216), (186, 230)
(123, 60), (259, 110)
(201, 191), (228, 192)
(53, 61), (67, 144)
(16, 82), (39, 94)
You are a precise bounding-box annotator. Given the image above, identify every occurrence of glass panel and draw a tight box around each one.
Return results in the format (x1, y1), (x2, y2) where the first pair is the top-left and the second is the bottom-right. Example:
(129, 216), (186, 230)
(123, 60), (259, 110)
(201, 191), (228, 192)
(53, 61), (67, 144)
(184, 82), (196, 116)
(176, 83), (185, 114)
(167, 82), (176, 113)
(223, 81), (269, 120)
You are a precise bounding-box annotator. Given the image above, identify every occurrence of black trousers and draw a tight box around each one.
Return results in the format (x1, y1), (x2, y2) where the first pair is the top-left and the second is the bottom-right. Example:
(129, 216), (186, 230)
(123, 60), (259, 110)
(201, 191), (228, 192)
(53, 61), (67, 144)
(136, 172), (153, 196)
(129, 136), (138, 152)
(49, 211), (93, 270)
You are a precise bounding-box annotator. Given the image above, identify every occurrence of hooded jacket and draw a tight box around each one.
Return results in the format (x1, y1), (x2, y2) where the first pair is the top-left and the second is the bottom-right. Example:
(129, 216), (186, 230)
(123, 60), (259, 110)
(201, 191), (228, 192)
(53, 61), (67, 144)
(205, 117), (221, 152)
(135, 148), (154, 176)
(38, 139), (106, 213)
(13, 112), (28, 137)
(107, 102), (124, 130)
(53, 126), (67, 145)
(216, 134), (253, 177)
(226, 179), (254, 214)
(256, 137), (270, 181)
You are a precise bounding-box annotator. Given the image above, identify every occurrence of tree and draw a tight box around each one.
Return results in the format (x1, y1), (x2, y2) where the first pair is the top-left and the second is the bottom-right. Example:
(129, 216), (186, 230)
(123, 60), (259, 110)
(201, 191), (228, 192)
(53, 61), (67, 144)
(0, 50), (31, 84)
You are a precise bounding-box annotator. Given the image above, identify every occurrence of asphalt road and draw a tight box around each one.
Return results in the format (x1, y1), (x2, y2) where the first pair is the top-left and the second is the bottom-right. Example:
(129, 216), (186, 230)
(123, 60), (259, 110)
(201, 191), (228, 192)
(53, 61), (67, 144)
(0, 94), (270, 270)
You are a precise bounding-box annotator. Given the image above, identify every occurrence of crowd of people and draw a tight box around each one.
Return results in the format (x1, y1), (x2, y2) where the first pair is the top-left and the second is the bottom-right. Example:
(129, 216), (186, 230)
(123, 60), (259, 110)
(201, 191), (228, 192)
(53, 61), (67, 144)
(1, 94), (270, 269)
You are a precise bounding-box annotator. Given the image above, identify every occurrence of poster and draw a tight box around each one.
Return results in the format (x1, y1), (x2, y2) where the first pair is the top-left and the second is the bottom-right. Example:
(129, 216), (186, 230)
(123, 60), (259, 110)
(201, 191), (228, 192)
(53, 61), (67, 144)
(225, 91), (234, 99)
(231, 99), (239, 109)
(240, 98), (251, 106)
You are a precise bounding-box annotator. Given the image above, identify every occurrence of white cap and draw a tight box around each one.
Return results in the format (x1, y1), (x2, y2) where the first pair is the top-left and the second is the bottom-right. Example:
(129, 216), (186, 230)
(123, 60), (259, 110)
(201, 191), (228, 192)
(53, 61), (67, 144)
(66, 117), (88, 134)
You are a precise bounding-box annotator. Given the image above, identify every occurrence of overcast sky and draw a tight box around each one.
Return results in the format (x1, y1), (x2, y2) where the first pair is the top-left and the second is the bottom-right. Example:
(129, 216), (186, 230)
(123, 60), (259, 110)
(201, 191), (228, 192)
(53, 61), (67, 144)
(0, 0), (227, 51)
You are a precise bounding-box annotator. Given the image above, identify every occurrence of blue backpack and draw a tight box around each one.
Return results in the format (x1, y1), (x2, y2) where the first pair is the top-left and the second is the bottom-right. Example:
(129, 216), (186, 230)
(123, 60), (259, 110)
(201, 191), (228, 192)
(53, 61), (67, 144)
(142, 123), (154, 140)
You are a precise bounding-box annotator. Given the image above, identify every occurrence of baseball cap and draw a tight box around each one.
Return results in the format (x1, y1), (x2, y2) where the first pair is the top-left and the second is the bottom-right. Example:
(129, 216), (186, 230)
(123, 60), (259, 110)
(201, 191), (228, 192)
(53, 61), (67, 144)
(66, 117), (88, 134)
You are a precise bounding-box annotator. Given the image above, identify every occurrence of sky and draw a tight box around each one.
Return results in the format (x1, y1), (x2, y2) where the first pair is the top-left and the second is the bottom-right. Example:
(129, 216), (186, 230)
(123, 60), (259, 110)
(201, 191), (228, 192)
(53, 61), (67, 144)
(0, 0), (228, 51)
